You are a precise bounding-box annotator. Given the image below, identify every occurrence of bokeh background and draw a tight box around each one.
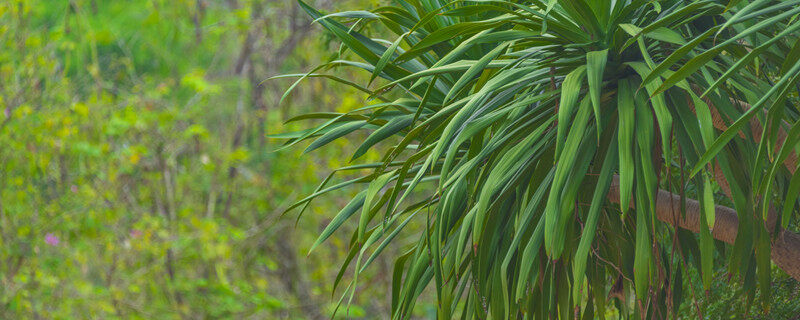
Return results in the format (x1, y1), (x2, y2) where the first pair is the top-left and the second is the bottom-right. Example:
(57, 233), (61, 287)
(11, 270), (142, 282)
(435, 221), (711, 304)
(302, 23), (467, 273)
(0, 0), (419, 318)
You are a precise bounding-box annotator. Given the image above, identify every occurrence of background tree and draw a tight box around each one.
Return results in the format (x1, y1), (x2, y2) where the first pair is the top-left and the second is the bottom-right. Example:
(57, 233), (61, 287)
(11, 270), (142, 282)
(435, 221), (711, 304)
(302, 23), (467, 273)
(283, 0), (800, 318)
(0, 0), (404, 318)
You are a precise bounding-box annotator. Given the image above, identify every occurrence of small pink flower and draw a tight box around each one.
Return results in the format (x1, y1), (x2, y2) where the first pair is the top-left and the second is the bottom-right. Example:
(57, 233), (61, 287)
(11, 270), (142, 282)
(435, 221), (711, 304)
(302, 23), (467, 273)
(130, 229), (142, 238)
(45, 233), (60, 246)
(70, 185), (78, 193)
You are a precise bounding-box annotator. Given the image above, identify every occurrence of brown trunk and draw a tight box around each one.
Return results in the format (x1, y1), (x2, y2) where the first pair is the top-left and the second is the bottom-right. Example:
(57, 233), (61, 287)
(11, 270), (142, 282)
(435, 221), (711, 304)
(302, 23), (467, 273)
(608, 176), (800, 281)
(655, 90), (800, 280)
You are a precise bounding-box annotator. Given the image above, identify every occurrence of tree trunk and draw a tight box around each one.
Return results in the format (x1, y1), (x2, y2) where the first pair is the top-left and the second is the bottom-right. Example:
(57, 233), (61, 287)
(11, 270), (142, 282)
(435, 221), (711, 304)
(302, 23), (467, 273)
(607, 176), (800, 281)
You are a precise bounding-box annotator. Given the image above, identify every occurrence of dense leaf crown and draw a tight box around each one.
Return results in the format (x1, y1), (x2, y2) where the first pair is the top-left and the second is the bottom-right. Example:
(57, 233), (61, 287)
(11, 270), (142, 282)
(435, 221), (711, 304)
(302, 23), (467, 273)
(277, 0), (800, 318)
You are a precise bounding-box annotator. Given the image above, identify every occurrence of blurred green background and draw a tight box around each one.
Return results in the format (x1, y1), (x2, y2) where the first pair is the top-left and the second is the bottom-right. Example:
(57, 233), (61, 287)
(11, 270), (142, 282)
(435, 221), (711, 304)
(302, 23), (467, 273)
(0, 0), (421, 318)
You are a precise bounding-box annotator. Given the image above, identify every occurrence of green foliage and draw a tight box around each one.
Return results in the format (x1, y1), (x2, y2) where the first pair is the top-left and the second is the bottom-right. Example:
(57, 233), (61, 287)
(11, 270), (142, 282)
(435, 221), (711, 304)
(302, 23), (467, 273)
(0, 0), (403, 318)
(283, 0), (800, 318)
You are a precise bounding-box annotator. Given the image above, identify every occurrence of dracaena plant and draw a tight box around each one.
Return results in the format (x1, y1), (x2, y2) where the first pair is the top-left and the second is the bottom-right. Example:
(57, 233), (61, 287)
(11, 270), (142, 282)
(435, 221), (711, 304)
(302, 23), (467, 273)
(274, 0), (800, 318)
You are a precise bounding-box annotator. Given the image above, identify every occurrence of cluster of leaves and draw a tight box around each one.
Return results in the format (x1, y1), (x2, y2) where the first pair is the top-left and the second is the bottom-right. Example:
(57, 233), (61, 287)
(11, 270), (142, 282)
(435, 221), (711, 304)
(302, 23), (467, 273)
(283, 0), (800, 318)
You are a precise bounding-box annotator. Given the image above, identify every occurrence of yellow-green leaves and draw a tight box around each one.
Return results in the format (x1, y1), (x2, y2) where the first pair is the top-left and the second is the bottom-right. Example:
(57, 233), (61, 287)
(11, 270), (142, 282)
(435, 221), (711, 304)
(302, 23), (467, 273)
(305, 121), (367, 154)
(699, 177), (715, 290)
(617, 78), (635, 214)
(785, 168), (800, 228)
(633, 192), (651, 300)
(557, 65), (586, 156)
(352, 116), (413, 160)
(284, 0), (800, 317)
(627, 62), (672, 160)
(573, 137), (617, 301)
(704, 20), (800, 98)
(641, 26), (720, 89)
(691, 57), (800, 177)
(703, 177), (715, 229)
(717, 0), (770, 36)
(652, 8), (800, 96)
(309, 191), (367, 254)
(358, 170), (396, 242)
(371, 32), (408, 86)
(545, 97), (592, 259)
(587, 49), (608, 138)
(619, 24), (685, 45)
(444, 42), (509, 103)
(632, 87), (656, 301)
(312, 10), (379, 23)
